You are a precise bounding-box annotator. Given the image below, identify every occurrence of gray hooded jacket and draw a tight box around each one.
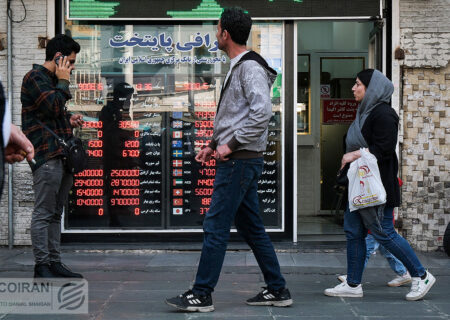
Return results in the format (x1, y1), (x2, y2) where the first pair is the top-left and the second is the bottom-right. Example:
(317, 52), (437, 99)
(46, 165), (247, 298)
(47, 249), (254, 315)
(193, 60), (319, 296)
(209, 51), (277, 155)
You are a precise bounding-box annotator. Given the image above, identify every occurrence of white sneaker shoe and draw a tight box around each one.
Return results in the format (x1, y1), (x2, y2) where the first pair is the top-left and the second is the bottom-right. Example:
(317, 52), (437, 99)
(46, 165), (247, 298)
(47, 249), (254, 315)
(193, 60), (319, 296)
(387, 271), (412, 287)
(324, 282), (363, 298)
(337, 275), (347, 283)
(406, 271), (436, 301)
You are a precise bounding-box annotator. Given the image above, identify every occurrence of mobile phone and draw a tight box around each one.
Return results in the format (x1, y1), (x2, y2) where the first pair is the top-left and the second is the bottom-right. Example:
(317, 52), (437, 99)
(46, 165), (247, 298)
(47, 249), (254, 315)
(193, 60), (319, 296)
(55, 55), (65, 66)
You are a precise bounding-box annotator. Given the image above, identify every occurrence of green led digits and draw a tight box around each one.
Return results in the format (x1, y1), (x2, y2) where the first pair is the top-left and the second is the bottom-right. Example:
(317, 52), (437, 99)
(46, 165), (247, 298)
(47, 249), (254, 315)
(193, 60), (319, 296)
(167, 0), (302, 19)
(69, 0), (120, 19)
(167, 0), (224, 18)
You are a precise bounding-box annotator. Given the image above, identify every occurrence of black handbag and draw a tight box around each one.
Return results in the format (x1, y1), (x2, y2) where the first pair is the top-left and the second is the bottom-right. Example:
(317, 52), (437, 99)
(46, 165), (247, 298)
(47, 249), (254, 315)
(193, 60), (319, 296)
(336, 162), (350, 186)
(36, 119), (87, 174)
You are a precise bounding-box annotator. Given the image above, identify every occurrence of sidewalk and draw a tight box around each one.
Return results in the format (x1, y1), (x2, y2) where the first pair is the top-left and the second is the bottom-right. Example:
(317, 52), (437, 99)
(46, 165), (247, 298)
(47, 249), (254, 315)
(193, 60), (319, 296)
(0, 245), (449, 320)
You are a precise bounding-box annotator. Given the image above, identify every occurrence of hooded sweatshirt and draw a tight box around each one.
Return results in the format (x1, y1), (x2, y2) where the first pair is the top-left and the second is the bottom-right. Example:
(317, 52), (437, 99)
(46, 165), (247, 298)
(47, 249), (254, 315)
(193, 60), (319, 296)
(208, 51), (277, 157)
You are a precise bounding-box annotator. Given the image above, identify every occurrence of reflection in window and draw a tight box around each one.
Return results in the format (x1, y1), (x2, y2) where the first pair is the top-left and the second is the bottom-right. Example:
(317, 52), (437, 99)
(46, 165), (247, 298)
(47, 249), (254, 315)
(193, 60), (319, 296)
(63, 22), (284, 230)
(297, 55), (309, 134)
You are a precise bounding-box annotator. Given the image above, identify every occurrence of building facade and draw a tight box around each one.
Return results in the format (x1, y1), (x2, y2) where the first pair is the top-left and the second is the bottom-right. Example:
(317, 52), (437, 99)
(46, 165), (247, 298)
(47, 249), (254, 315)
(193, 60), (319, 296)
(0, 0), (448, 251)
(396, 0), (450, 251)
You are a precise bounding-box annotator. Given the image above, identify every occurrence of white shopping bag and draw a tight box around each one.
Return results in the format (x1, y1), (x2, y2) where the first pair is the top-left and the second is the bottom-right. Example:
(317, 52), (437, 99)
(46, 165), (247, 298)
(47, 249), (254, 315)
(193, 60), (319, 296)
(347, 148), (387, 212)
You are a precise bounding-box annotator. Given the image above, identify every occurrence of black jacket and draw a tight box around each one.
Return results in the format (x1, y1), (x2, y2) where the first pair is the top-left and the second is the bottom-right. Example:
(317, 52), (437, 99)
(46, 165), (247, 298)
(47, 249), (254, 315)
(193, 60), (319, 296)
(361, 102), (400, 208)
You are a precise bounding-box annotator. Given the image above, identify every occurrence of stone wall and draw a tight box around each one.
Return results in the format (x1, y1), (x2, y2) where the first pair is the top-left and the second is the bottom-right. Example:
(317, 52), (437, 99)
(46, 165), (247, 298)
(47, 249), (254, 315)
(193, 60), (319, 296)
(399, 0), (450, 68)
(400, 66), (450, 251)
(398, 0), (450, 251)
(0, 0), (47, 245)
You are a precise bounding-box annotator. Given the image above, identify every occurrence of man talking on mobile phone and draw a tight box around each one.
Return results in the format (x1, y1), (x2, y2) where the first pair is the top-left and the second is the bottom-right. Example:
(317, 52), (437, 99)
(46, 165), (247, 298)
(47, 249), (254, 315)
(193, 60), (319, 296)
(21, 34), (84, 278)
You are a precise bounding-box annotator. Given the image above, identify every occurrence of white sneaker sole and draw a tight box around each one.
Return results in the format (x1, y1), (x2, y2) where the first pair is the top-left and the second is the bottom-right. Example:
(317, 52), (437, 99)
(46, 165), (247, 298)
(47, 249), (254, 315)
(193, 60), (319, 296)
(324, 290), (363, 298)
(387, 278), (412, 287)
(406, 277), (436, 301)
(165, 301), (215, 312)
(246, 299), (293, 307)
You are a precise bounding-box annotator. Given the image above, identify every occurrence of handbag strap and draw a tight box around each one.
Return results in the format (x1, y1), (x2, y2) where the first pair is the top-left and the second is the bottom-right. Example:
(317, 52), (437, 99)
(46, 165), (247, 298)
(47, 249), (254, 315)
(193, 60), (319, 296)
(35, 118), (68, 147)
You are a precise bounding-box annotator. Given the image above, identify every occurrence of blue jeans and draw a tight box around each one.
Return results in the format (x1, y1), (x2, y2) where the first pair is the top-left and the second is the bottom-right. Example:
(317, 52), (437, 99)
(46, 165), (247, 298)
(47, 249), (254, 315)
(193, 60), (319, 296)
(365, 234), (407, 276)
(344, 205), (425, 285)
(193, 158), (286, 295)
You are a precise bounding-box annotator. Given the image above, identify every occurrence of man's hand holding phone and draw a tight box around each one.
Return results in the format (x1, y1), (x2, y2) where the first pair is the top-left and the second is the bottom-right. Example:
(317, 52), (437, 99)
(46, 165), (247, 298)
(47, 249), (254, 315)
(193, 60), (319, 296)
(54, 55), (73, 81)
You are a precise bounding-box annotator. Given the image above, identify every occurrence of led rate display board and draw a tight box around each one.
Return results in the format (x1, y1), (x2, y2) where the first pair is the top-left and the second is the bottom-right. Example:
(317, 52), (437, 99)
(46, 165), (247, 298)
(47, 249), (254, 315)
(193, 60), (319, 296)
(67, 0), (381, 20)
(63, 23), (284, 232)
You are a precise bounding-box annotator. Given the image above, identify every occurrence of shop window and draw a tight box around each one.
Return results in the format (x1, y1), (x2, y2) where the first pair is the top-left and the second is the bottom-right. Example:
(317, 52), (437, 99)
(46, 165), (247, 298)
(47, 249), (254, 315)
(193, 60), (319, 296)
(63, 22), (284, 231)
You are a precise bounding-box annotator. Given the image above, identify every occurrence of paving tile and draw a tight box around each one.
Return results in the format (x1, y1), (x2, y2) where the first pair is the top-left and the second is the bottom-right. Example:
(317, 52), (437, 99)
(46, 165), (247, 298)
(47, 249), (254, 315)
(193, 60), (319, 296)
(147, 252), (199, 267)
(291, 253), (343, 267)
(223, 253), (247, 267)
(350, 301), (444, 317)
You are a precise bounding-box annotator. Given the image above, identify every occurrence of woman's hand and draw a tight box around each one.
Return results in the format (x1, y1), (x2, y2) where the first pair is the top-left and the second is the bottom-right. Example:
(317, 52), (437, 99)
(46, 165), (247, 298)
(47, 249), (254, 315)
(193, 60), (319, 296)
(341, 150), (363, 169)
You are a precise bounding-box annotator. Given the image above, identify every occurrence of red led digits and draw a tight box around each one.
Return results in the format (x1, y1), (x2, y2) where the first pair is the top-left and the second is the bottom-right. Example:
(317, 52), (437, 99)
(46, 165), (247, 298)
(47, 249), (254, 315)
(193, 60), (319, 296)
(78, 83), (103, 91)
(194, 188), (213, 196)
(122, 150), (140, 157)
(124, 140), (140, 148)
(194, 121), (214, 128)
(111, 169), (140, 177)
(197, 179), (214, 187)
(87, 149), (103, 157)
(88, 140), (103, 148)
(74, 179), (103, 187)
(76, 189), (103, 196)
(119, 121), (139, 129)
(194, 101), (216, 108)
(110, 198), (139, 206)
(76, 199), (103, 206)
(82, 121), (103, 129)
(194, 111), (215, 119)
(195, 129), (214, 138)
(194, 140), (209, 148)
(183, 82), (209, 91)
(111, 189), (140, 196)
(199, 168), (216, 175)
(111, 179), (140, 187)
(201, 198), (211, 206)
(134, 83), (153, 91)
(75, 169), (103, 177)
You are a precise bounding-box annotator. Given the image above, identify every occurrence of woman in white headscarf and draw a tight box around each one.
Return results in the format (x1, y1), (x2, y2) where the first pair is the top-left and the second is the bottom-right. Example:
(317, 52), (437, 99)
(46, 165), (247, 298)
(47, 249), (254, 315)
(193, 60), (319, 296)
(324, 69), (436, 301)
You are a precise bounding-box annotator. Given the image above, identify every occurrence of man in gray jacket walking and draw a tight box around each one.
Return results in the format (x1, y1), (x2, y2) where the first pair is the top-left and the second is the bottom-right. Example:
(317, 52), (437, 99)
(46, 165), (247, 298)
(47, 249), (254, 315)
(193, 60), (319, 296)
(166, 7), (292, 312)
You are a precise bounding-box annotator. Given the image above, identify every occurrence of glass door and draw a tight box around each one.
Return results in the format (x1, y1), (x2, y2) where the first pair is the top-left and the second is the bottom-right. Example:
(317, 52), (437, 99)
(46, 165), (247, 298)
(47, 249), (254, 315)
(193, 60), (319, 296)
(319, 56), (365, 212)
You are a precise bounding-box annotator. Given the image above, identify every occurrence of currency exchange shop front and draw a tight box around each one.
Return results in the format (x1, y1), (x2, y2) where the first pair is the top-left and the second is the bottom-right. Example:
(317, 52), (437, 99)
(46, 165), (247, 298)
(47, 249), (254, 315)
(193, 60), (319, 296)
(61, 22), (286, 241)
(62, 0), (381, 242)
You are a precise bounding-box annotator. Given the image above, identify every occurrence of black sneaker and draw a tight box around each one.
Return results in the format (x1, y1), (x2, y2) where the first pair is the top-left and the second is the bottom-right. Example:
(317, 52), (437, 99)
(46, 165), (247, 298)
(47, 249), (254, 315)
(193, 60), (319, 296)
(246, 287), (293, 307)
(34, 264), (58, 278)
(165, 290), (214, 312)
(49, 262), (83, 278)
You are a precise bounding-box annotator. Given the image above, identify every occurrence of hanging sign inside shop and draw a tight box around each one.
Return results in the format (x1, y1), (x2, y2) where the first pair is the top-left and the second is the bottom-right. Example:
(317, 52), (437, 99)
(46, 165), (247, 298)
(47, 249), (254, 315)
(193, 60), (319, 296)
(109, 33), (218, 52)
(67, 0), (381, 20)
(109, 32), (227, 65)
(322, 99), (358, 124)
